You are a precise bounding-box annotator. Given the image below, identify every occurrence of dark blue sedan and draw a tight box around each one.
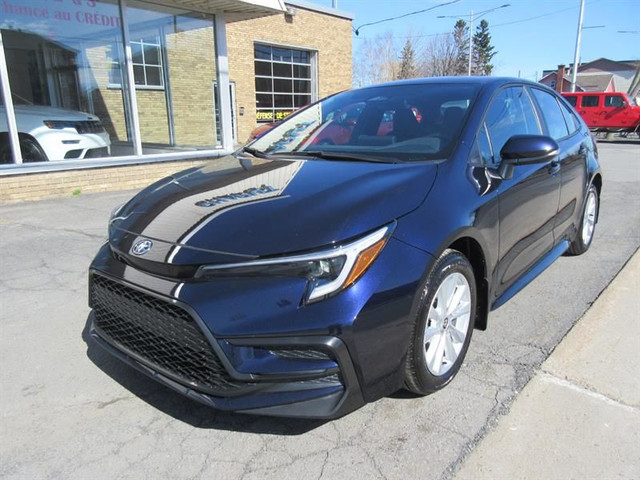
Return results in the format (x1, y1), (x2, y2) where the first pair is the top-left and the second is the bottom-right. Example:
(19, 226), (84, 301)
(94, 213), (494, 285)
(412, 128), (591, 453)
(89, 77), (601, 418)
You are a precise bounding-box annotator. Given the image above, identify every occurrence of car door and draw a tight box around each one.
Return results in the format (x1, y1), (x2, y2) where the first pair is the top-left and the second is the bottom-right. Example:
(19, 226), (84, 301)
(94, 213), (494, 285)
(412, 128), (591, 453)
(602, 93), (634, 129)
(576, 94), (600, 128)
(482, 86), (561, 298)
(530, 87), (587, 245)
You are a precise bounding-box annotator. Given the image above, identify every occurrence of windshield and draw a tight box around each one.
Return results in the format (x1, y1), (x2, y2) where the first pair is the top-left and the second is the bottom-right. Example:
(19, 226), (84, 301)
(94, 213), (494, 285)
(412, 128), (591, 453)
(247, 83), (479, 162)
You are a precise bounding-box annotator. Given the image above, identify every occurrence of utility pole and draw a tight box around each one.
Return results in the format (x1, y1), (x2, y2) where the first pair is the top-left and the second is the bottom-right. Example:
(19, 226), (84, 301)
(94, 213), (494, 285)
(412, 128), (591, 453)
(438, 4), (509, 77)
(468, 11), (474, 75)
(571, 0), (585, 93)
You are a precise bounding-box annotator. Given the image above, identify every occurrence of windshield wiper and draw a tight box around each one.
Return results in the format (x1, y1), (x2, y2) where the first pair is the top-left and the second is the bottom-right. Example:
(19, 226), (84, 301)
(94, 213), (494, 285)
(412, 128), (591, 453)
(274, 151), (400, 164)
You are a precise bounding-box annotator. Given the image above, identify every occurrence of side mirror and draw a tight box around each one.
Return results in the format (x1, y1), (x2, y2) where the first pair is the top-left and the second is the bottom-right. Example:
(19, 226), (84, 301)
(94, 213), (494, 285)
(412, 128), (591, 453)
(499, 135), (559, 179)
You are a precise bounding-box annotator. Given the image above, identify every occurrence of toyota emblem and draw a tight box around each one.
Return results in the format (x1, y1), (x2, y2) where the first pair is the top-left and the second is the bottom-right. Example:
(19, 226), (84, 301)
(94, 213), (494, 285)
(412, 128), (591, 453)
(131, 239), (153, 256)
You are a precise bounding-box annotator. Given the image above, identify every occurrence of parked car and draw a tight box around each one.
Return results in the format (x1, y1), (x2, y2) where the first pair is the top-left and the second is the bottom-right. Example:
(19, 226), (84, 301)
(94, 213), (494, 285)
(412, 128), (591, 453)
(0, 104), (111, 163)
(89, 77), (601, 419)
(562, 91), (640, 135)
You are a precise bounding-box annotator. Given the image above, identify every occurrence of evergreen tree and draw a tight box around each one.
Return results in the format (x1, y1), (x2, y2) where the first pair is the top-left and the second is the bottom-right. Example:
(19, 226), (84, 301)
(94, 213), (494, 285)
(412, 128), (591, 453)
(397, 39), (418, 79)
(472, 20), (497, 76)
(453, 19), (469, 75)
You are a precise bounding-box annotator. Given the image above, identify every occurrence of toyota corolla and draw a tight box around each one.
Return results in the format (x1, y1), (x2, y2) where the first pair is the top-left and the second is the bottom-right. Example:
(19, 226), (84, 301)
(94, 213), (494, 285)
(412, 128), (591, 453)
(89, 77), (601, 418)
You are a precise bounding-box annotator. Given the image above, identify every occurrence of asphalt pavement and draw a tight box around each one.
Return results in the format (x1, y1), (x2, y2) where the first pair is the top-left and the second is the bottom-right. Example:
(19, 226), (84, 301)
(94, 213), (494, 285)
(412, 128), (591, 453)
(1, 141), (638, 479)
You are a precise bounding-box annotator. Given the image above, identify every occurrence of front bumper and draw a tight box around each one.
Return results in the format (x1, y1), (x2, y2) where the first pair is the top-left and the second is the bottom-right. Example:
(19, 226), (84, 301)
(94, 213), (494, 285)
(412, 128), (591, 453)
(34, 127), (111, 161)
(88, 271), (365, 419)
(88, 232), (431, 418)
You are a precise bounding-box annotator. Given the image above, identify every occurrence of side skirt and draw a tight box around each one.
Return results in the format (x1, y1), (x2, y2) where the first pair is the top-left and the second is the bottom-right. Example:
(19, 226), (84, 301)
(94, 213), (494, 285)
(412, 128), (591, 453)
(491, 239), (570, 310)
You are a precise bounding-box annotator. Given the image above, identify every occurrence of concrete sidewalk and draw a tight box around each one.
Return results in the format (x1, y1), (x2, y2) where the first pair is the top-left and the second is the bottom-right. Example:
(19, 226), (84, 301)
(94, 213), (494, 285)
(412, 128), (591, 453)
(455, 250), (640, 479)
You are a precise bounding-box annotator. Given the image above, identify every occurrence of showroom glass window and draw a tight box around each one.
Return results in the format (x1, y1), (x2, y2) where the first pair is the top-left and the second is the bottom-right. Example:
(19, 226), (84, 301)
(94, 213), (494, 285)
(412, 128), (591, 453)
(254, 44), (315, 123)
(0, 0), (222, 165)
(125, 0), (221, 149)
(0, 0), (129, 161)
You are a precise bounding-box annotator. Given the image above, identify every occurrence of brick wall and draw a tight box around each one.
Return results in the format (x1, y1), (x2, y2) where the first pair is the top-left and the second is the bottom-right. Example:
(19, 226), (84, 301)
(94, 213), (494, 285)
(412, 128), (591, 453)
(166, 26), (219, 147)
(0, 160), (211, 205)
(227, 8), (353, 142)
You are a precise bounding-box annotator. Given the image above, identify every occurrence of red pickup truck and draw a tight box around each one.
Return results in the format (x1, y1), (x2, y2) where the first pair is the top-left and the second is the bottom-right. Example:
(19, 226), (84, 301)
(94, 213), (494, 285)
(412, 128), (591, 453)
(562, 92), (640, 136)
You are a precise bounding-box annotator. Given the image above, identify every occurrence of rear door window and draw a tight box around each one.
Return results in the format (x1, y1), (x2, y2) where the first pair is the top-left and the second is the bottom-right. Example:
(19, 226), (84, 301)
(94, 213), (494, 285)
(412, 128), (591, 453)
(581, 95), (599, 107)
(564, 96), (577, 107)
(559, 101), (580, 134)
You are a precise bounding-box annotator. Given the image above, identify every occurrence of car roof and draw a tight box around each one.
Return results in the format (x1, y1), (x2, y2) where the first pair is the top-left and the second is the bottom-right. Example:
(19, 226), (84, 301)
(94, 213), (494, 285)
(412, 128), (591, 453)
(359, 76), (541, 91)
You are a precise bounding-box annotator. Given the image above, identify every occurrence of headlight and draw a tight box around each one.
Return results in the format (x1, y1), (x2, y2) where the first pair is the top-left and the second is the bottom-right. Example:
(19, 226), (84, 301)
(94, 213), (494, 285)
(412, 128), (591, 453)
(195, 222), (395, 303)
(43, 120), (76, 129)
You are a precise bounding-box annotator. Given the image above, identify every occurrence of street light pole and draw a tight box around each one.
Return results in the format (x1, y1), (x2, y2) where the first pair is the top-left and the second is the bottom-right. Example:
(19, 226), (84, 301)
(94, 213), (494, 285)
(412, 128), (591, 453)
(571, 0), (585, 93)
(468, 10), (474, 75)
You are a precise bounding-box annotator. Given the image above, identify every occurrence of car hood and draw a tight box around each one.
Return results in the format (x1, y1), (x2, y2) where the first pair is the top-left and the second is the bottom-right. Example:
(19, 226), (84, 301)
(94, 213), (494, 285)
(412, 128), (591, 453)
(9, 105), (100, 121)
(109, 156), (438, 266)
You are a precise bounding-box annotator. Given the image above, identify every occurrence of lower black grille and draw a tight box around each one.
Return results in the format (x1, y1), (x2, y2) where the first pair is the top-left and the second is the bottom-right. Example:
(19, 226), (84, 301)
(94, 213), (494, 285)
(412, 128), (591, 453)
(84, 147), (109, 158)
(90, 274), (245, 394)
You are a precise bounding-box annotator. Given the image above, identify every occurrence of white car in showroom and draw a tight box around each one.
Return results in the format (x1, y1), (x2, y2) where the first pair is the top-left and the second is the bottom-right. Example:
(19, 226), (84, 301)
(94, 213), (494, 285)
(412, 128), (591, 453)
(0, 104), (111, 163)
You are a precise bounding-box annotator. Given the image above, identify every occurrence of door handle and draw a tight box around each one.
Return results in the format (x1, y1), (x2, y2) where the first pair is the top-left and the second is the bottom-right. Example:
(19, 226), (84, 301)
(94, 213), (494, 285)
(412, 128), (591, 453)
(548, 161), (561, 175)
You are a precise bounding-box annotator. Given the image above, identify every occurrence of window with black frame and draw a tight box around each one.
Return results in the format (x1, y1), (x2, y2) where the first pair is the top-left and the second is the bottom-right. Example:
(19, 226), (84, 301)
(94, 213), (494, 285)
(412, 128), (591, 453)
(254, 44), (314, 123)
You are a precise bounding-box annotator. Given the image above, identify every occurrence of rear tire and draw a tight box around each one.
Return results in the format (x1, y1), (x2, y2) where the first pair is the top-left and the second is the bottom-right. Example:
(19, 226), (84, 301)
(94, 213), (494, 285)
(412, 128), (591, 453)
(567, 184), (598, 256)
(404, 249), (476, 395)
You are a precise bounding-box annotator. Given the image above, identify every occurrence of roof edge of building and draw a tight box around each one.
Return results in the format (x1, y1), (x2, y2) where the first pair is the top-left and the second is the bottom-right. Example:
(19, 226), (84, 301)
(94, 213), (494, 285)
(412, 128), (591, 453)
(285, 0), (354, 20)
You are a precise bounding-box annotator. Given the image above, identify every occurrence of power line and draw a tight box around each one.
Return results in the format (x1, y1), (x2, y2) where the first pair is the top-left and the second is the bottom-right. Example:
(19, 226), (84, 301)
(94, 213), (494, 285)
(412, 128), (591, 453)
(491, 0), (602, 28)
(354, 0), (461, 36)
(374, 0), (603, 41)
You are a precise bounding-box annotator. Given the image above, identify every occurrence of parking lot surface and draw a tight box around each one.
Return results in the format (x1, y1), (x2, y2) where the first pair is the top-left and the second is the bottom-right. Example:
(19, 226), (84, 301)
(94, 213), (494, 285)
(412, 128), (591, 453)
(1, 142), (638, 479)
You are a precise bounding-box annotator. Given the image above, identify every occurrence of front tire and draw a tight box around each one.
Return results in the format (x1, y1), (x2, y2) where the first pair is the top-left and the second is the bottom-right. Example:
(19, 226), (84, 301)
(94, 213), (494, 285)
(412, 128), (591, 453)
(404, 249), (476, 395)
(567, 184), (598, 255)
(19, 135), (48, 163)
(0, 134), (48, 164)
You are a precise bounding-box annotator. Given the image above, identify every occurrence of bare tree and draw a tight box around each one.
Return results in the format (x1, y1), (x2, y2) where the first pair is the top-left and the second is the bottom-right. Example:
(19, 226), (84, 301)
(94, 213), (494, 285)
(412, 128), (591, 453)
(421, 33), (458, 77)
(353, 31), (398, 87)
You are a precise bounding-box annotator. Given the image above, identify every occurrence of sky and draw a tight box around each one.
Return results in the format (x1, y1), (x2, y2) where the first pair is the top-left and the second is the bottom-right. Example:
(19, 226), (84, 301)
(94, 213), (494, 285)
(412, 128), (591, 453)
(313, 0), (640, 81)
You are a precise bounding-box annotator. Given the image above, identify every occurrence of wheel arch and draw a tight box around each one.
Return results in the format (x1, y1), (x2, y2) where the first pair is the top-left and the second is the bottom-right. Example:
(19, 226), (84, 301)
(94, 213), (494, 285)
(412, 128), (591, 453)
(448, 236), (489, 331)
(421, 228), (492, 331)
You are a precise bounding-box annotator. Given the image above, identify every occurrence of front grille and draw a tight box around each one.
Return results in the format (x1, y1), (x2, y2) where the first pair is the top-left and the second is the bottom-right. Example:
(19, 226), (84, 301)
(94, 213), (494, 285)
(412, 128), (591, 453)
(90, 274), (245, 394)
(74, 120), (104, 134)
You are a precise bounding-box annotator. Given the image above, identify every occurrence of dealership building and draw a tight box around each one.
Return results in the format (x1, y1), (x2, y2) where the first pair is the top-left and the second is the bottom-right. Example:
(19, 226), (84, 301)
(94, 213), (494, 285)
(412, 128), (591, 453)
(0, 0), (352, 202)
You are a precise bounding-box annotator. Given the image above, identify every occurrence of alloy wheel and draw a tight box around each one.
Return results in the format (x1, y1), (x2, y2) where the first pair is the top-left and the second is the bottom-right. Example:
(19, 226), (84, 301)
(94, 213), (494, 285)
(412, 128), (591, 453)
(423, 272), (472, 376)
(581, 190), (597, 246)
